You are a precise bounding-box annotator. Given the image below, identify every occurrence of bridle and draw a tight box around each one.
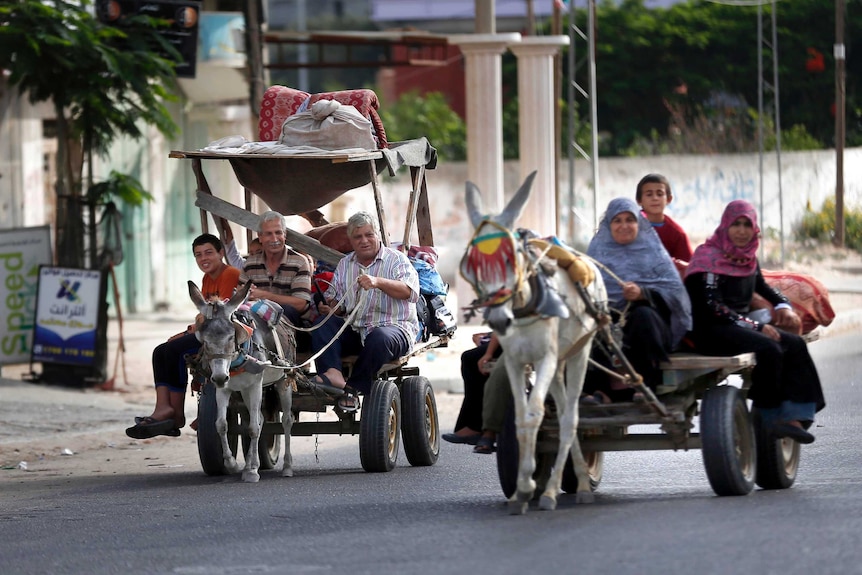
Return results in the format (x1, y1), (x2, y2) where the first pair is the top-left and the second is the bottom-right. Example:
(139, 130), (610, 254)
(196, 300), (254, 377)
(460, 219), (535, 313)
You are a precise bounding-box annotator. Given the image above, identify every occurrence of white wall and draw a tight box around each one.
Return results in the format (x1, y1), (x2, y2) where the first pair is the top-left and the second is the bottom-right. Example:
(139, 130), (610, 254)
(320, 148), (861, 323)
(0, 87), (45, 229)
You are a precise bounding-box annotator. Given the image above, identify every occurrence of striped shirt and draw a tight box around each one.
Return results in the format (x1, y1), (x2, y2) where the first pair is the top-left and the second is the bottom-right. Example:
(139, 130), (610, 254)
(240, 248), (313, 317)
(326, 246), (420, 346)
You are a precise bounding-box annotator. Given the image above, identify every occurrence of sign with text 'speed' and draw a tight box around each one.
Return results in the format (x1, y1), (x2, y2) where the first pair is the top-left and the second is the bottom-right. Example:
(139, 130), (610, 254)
(32, 267), (104, 367)
(0, 226), (52, 365)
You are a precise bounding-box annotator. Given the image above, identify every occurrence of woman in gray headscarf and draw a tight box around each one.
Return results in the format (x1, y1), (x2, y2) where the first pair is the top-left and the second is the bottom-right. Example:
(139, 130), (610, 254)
(585, 197), (692, 400)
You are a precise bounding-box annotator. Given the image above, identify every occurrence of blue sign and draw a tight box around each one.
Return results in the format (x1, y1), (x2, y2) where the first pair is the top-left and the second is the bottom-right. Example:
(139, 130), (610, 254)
(31, 267), (104, 367)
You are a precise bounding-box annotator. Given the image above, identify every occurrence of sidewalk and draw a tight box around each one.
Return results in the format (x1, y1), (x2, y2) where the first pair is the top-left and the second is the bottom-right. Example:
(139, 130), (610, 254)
(2, 272), (861, 467)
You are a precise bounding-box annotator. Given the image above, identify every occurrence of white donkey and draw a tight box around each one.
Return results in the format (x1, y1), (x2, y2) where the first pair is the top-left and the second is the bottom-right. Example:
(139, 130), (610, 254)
(189, 280), (294, 482)
(461, 172), (608, 513)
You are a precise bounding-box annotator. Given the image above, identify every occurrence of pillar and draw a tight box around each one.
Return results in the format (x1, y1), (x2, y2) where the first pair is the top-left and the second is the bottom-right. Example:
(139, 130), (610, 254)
(509, 36), (570, 236)
(449, 34), (520, 213)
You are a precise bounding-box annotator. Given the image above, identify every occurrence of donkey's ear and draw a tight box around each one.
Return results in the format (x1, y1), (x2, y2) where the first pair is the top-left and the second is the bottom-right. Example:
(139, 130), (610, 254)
(465, 181), (485, 228)
(225, 281), (252, 316)
(499, 171), (536, 229)
(188, 281), (207, 309)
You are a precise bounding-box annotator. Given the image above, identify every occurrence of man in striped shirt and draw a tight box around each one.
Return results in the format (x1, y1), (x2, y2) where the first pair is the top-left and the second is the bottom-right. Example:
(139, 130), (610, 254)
(310, 211), (420, 407)
(241, 210), (314, 325)
(239, 211), (311, 363)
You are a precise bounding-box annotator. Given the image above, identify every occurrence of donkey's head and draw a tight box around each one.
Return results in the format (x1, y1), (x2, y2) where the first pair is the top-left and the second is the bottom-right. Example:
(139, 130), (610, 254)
(460, 171), (536, 334)
(188, 280), (252, 387)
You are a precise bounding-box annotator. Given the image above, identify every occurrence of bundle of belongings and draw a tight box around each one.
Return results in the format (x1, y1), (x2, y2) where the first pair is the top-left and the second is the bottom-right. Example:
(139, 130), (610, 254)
(751, 270), (835, 335)
(409, 245), (457, 341)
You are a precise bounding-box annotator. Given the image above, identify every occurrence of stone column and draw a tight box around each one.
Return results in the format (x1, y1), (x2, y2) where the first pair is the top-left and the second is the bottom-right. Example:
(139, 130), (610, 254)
(449, 34), (520, 213)
(509, 36), (570, 236)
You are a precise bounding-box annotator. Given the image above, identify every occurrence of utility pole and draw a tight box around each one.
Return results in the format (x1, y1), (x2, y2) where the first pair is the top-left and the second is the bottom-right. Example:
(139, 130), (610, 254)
(835, 0), (846, 247)
(244, 0), (265, 119)
(476, 0), (495, 33)
(553, 1), (562, 237)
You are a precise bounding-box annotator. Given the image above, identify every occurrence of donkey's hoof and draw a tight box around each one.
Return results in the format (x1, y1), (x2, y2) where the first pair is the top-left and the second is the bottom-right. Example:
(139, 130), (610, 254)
(575, 491), (595, 504)
(508, 500), (529, 515)
(539, 494), (558, 511)
(281, 467), (294, 478)
(242, 471), (260, 483)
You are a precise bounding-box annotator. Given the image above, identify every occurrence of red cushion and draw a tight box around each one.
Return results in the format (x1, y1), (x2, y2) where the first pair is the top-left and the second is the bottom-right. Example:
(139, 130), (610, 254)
(258, 86), (387, 148)
(258, 86), (310, 141)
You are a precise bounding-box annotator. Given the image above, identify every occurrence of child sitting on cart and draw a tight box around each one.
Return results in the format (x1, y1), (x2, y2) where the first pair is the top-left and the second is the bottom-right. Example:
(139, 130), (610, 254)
(126, 233), (241, 439)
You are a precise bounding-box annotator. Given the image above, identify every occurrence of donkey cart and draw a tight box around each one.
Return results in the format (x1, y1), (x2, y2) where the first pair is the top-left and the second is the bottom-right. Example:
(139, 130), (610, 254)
(496, 334), (819, 499)
(170, 136), (452, 476)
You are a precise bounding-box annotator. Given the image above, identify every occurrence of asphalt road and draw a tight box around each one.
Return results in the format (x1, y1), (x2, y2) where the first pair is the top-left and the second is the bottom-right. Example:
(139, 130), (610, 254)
(0, 331), (860, 575)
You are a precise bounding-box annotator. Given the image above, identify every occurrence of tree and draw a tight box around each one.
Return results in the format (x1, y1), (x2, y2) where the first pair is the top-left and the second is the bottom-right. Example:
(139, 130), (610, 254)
(379, 90), (467, 161)
(0, 0), (180, 267)
(558, 0), (862, 155)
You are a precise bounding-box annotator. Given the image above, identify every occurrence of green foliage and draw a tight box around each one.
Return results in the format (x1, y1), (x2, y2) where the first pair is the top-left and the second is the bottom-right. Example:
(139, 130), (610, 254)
(86, 171), (153, 206)
(558, 0), (858, 155)
(798, 198), (862, 253)
(502, 96), (519, 160)
(379, 90), (466, 162)
(0, 0), (180, 268)
(0, 0), (180, 158)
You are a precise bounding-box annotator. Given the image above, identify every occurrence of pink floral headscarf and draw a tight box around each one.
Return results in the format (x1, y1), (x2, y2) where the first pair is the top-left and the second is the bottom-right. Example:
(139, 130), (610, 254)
(686, 200), (760, 278)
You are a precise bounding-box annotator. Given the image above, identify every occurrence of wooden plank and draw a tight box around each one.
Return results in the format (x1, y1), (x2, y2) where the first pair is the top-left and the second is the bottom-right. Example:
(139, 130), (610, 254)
(194, 191), (346, 266)
(660, 352), (755, 370)
(368, 158), (388, 245)
(170, 149), (382, 162)
(401, 164), (424, 248)
(415, 167), (434, 247)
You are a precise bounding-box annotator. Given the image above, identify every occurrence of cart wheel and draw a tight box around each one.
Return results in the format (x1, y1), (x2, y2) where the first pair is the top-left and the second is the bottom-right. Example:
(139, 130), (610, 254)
(359, 379), (401, 472)
(496, 399), (554, 499)
(561, 450), (604, 494)
(496, 401), (519, 499)
(700, 385), (756, 496)
(752, 407), (800, 490)
(400, 376), (440, 467)
(497, 400), (556, 499)
(197, 382), (239, 476)
(242, 387), (281, 471)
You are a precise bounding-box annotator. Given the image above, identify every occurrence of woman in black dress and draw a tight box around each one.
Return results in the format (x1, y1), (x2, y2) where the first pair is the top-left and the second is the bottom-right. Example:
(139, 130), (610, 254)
(685, 200), (825, 444)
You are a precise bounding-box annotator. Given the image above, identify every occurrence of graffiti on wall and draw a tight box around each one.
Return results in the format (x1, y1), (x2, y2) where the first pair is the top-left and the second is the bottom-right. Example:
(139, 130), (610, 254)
(675, 170), (757, 220)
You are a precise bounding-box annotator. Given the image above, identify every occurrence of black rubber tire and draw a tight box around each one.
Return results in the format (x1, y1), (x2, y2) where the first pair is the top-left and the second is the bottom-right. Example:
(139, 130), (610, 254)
(400, 376), (440, 467)
(497, 406), (564, 499)
(700, 385), (756, 496)
(197, 382), (238, 476)
(752, 407), (800, 490)
(561, 450), (604, 493)
(242, 386), (281, 471)
(359, 380), (401, 472)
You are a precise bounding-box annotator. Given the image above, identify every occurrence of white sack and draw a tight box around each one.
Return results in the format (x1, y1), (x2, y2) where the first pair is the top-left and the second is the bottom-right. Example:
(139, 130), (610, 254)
(279, 100), (376, 150)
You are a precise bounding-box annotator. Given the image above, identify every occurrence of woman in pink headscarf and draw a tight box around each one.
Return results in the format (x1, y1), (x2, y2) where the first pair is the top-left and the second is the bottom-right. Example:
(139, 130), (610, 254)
(685, 200), (825, 444)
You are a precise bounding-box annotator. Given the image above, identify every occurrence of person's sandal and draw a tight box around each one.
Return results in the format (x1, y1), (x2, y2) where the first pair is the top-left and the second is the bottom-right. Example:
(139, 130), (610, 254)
(336, 388), (360, 412)
(473, 436), (496, 454)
